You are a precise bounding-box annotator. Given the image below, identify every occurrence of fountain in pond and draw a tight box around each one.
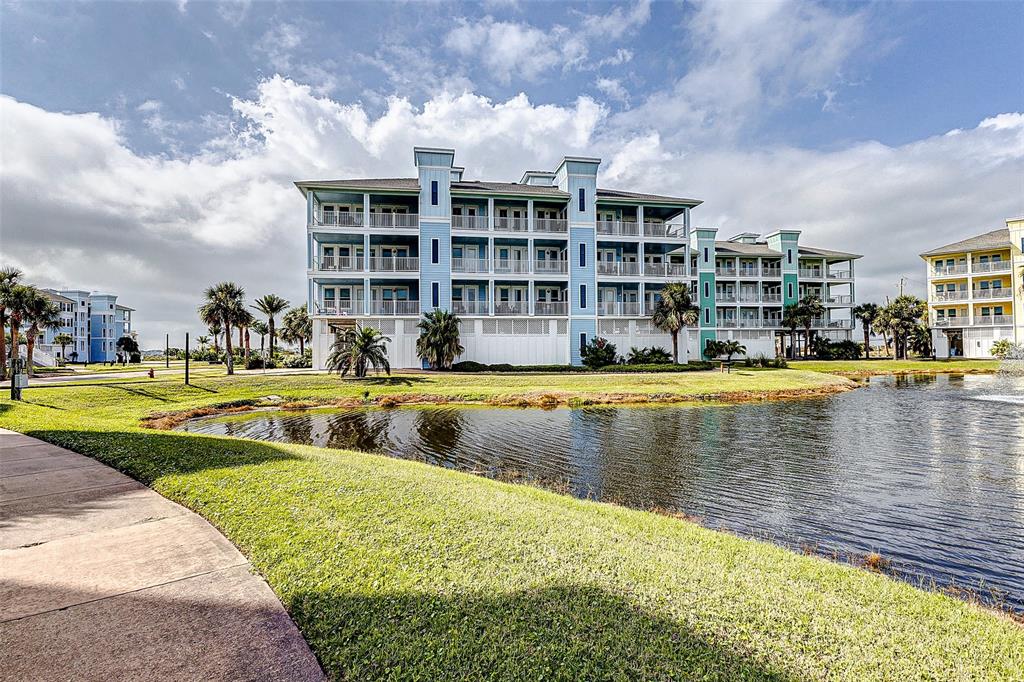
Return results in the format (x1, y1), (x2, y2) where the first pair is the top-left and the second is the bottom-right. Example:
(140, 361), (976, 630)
(997, 343), (1024, 377)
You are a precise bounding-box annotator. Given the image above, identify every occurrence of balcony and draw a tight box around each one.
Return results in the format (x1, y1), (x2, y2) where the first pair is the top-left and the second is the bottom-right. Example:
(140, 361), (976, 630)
(598, 261), (642, 276)
(715, 292), (737, 303)
(826, 319), (854, 329)
(977, 315), (1013, 326)
(494, 301), (529, 315)
(369, 256), (419, 273)
(597, 301), (643, 316)
(316, 211), (362, 227)
(367, 212), (419, 229)
(715, 266), (737, 277)
(314, 256), (363, 272)
(534, 259), (569, 274)
(736, 293), (761, 303)
(973, 288), (1011, 300)
(716, 318), (738, 328)
(972, 261), (1011, 273)
(316, 301), (364, 316)
(643, 262), (688, 277)
(452, 300), (488, 315)
(535, 301), (568, 316)
(761, 293), (782, 303)
(933, 317), (958, 328)
(763, 317), (783, 328)
(761, 267), (782, 278)
(827, 270), (852, 280)
(493, 259), (530, 274)
(737, 317), (762, 328)
(534, 218), (568, 233)
(934, 290), (969, 302)
(596, 220), (640, 236)
(932, 264), (968, 277)
(369, 300), (420, 316)
(642, 222), (686, 238)
(452, 258), (490, 274)
(737, 267), (760, 278)
(452, 215), (489, 230)
(825, 295), (853, 304)
(494, 217), (529, 233)
(799, 268), (824, 278)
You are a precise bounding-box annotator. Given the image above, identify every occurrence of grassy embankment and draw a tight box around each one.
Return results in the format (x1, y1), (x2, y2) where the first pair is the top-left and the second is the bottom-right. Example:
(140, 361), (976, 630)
(790, 358), (1000, 376)
(2, 371), (1021, 680)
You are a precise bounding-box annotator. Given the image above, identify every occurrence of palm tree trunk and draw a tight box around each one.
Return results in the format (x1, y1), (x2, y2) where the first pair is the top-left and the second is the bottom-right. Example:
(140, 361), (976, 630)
(224, 322), (234, 375)
(671, 330), (679, 364)
(10, 320), (20, 373)
(244, 327), (250, 366)
(299, 337), (304, 356)
(862, 326), (870, 359)
(26, 324), (38, 376)
(0, 315), (7, 380)
(268, 319), (275, 359)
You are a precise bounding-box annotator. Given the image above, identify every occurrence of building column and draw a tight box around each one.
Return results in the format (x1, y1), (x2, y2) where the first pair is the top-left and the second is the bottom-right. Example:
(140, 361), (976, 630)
(528, 280), (535, 316)
(363, 233), (371, 272)
(639, 281), (646, 315)
(528, 237), (534, 276)
(307, 191), (315, 225)
(639, 240), (645, 275)
(487, 198), (495, 231)
(363, 277), (371, 316)
(527, 199), (535, 232)
(362, 193), (370, 227)
(488, 236), (494, 274)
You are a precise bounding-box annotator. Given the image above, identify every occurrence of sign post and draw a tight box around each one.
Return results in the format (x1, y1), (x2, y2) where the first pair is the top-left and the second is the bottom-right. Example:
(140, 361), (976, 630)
(165, 333), (170, 369)
(10, 357), (27, 401)
(184, 333), (190, 386)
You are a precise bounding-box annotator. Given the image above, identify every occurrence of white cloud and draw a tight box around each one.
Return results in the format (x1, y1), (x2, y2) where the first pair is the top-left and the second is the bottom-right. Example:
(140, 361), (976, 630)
(580, 0), (651, 40)
(595, 78), (630, 105)
(596, 48), (633, 68)
(444, 17), (587, 84)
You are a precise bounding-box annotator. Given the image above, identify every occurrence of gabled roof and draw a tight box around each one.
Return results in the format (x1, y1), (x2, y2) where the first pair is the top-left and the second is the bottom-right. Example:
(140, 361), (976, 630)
(596, 188), (702, 206)
(799, 246), (862, 260)
(451, 181), (568, 197)
(294, 178), (419, 194)
(42, 290), (75, 305)
(919, 228), (1010, 257)
(714, 242), (781, 257)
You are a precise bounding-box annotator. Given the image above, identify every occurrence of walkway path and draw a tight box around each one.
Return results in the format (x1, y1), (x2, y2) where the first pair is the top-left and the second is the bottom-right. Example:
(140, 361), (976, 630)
(0, 428), (324, 681)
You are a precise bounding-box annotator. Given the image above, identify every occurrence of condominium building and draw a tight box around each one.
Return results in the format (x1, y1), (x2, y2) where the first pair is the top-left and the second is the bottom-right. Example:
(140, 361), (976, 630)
(38, 289), (136, 363)
(920, 217), (1024, 358)
(297, 147), (859, 369)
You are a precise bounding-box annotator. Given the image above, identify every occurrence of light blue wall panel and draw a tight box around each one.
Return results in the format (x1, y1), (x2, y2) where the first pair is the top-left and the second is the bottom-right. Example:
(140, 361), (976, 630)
(570, 318), (597, 366)
(419, 220), (452, 313)
(569, 226), (596, 316)
(418, 166), (451, 219)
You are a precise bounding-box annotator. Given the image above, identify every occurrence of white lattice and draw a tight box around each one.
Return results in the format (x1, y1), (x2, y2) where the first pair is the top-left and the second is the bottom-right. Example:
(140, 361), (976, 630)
(527, 320), (547, 335)
(483, 320), (498, 335)
(556, 320), (568, 335)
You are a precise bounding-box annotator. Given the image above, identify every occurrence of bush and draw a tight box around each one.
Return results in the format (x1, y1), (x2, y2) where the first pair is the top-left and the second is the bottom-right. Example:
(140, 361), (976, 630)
(580, 337), (619, 369)
(991, 339), (1022, 359)
(597, 362), (713, 373)
(772, 357), (788, 368)
(626, 346), (672, 365)
(451, 362), (588, 373)
(812, 338), (863, 360)
(282, 353), (312, 368)
(246, 357), (278, 370)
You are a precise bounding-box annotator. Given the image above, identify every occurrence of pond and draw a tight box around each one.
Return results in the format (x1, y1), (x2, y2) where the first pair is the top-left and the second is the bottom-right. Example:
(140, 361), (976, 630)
(178, 373), (1024, 609)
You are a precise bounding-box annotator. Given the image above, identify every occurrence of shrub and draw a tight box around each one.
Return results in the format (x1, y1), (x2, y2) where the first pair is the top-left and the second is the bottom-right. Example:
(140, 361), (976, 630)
(246, 357), (278, 370)
(812, 338), (863, 360)
(282, 353), (312, 368)
(597, 362), (713, 373)
(991, 339), (1022, 359)
(772, 357), (788, 368)
(580, 337), (619, 369)
(451, 362), (589, 373)
(626, 346), (673, 365)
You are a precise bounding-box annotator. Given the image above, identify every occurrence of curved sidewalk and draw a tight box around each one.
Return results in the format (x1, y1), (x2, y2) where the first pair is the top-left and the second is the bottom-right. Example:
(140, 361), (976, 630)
(0, 428), (324, 681)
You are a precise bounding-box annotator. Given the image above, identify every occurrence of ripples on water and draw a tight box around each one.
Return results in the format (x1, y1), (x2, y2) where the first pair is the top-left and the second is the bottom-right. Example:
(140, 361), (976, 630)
(179, 373), (1024, 609)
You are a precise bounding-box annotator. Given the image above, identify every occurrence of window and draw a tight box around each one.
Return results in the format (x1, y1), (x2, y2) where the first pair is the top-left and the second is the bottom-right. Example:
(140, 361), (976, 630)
(578, 187), (586, 213)
(431, 238), (439, 264)
(703, 282), (709, 298)
(579, 243), (586, 267)
(704, 308), (710, 324)
(430, 180), (438, 206)
(579, 284), (587, 309)
(579, 333), (587, 352)
(703, 247), (709, 263)
(787, 249), (793, 265)
(432, 282), (440, 308)
(787, 283), (794, 298)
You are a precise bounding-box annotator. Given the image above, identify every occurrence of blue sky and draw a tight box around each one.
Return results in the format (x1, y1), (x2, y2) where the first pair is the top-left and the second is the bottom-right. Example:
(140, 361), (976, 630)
(2, 0), (1022, 346)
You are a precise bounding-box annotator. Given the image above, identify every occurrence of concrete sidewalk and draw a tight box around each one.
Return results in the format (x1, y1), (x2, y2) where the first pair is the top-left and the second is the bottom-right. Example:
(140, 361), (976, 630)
(0, 428), (325, 681)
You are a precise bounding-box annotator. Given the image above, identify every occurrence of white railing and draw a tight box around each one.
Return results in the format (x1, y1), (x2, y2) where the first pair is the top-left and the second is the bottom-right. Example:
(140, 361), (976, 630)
(494, 301), (529, 315)
(932, 264), (968, 276)
(800, 268), (824, 278)
(827, 270), (852, 279)
(737, 317), (761, 328)
(642, 222), (686, 238)
(825, 295), (853, 304)
(452, 300), (488, 315)
(494, 217), (529, 232)
(643, 262), (688, 277)
(977, 315), (1013, 326)
(316, 256), (363, 272)
(452, 215), (489, 230)
(736, 293), (760, 303)
(535, 301), (568, 316)
(370, 300), (420, 315)
(827, 319), (854, 329)
(715, 266), (737, 277)
(596, 220), (640, 236)
(493, 259), (530, 274)
(452, 258), (490, 273)
(972, 288), (1010, 300)
(598, 261), (642, 276)
(367, 212), (419, 228)
(737, 267), (760, 278)
(715, 292), (737, 302)
(534, 218), (568, 233)
(763, 317), (783, 328)
(597, 301), (643, 316)
(760, 293), (783, 303)
(934, 290), (969, 302)
(534, 260), (569, 274)
(716, 319), (737, 328)
(317, 301), (364, 316)
(761, 267), (782, 278)
(370, 256), (419, 272)
(932, 317), (957, 328)
(316, 211), (363, 227)
(972, 261), (1011, 273)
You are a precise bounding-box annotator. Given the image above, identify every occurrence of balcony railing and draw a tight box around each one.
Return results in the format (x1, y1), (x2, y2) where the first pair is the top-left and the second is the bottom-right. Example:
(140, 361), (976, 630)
(643, 262), (688, 277)
(494, 301), (529, 315)
(534, 218), (568, 233)
(799, 268), (824, 278)
(452, 258), (490, 273)
(973, 288), (1010, 300)
(737, 267), (760, 277)
(598, 261), (642, 276)
(642, 222), (686, 238)
(370, 300), (420, 316)
(494, 217), (529, 232)
(826, 319), (854, 329)
(597, 301), (643, 316)
(452, 300), (488, 315)
(827, 270), (852, 280)
(972, 261), (1011, 273)
(715, 292), (737, 303)
(452, 215), (489, 230)
(932, 264), (967, 276)
(316, 211), (363, 227)
(736, 293), (761, 303)
(934, 290), (969, 302)
(317, 301), (364, 316)
(315, 256), (363, 272)
(716, 319), (737, 328)
(535, 301), (568, 316)
(367, 212), (419, 229)
(493, 259), (530, 274)
(933, 317), (958, 328)
(763, 317), (783, 328)
(369, 256), (419, 272)
(825, 295), (853, 304)
(977, 315), (1013, 325)
(534, 259), (569, 274)
(737, 317), (762, 328)
(715, 266), (737, 277)
(761, 267), (782, 278)
(596, 220), (640, 236)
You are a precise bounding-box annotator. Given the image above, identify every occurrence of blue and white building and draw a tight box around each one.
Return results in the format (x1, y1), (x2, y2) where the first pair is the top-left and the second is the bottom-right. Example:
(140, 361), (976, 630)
(39, 289), (136, 363)
(297, 147), (858, 369)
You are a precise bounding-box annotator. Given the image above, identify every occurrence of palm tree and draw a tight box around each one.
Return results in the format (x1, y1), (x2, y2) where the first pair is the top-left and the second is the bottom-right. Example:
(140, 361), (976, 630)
(721, 339), (747, 363)
(797, 295), (825, 358)
(253, 294), (289, 360)
(4, 283), (33, 376)
(235, 308), (254, 368)
(24, 291), (61, 375)
(198, 282), (245, 375)
(416, 309), (464, 370)
(54, 332), (73, 362)
(781, 303), (802, 359)
(251, 320), (269, 358)
(197, 335), (211, 351)
(207, 323), (222, 353)
(0, 266), (24, 379)
(650, 282), (699, 363)
(882, 295), (927, 360)
(282, 306), (312, 356)
(326, 325), (391, 378)
(852, 303), (880, 360)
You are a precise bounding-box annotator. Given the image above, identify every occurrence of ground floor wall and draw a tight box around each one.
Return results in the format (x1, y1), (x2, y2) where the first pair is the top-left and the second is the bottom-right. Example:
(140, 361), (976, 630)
(933, 326), (1015, 359)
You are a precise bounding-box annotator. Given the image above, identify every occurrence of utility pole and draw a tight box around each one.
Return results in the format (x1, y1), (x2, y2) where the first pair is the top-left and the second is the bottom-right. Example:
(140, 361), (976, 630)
(165, 333), (170, 368)
(184, 333), (190, 386)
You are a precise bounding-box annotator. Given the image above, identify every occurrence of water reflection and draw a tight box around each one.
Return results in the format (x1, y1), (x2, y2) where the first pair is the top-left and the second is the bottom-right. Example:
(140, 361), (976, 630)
(179, 373), (1024, 608)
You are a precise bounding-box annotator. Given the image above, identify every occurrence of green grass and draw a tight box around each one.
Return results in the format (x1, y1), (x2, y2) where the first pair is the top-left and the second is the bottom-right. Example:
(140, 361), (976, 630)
(1, 372), (1021, 680)
(789, 358), (1001, 375)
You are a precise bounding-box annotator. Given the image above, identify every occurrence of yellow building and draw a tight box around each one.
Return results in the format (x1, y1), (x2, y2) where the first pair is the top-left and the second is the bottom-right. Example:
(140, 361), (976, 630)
(920, 217), (1023, 358)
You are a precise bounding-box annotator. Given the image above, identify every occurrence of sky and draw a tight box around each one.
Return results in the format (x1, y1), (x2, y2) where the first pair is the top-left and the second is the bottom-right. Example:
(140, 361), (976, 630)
(1, 0), (1022, 348)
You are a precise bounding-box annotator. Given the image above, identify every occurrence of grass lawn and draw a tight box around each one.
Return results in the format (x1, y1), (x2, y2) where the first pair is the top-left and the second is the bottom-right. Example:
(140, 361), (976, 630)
(2, 372), (1021, 680)
(789, 358), (1001, 375)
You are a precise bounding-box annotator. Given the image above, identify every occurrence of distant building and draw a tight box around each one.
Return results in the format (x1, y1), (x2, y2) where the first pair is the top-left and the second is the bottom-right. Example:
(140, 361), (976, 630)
(920, 216), (1024, 358)
(39, 289), (137, 363)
